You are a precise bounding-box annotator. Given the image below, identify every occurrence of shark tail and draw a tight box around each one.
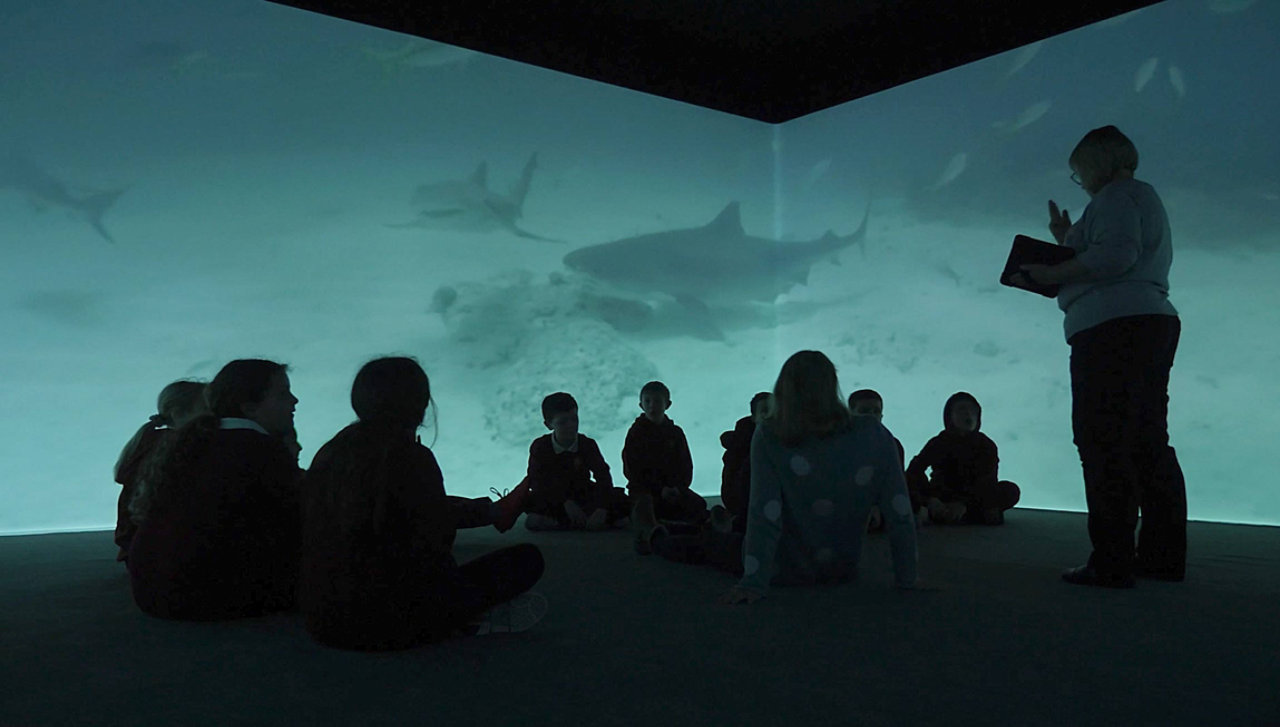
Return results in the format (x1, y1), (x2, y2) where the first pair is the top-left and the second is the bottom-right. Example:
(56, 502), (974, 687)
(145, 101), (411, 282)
(507, 152), (539, 214)
(79, 188), (125, 244)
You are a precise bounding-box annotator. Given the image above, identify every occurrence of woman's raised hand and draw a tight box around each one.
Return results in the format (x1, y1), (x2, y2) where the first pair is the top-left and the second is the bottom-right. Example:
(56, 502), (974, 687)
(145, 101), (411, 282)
(1048, 200), (1072, 244)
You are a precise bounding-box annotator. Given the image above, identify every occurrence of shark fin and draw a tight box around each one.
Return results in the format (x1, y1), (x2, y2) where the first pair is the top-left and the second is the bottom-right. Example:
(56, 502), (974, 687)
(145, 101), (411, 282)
(507, 152), (538, 209)
(79, 188), (125, 244)
(706, 202), (744, 235)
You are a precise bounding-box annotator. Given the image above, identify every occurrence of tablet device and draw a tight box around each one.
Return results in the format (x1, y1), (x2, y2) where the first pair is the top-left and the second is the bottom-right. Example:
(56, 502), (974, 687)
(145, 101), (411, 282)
(1000, 234), (1076, 298)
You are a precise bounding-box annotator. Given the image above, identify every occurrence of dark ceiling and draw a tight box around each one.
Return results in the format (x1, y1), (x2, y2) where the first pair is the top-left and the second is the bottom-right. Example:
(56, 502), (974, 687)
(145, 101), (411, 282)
(269, 0), (1162, 123)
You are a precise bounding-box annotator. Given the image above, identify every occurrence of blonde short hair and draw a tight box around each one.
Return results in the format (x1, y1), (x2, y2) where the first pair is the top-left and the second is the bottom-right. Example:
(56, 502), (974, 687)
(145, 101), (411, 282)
(1070, 125), (1139, 179)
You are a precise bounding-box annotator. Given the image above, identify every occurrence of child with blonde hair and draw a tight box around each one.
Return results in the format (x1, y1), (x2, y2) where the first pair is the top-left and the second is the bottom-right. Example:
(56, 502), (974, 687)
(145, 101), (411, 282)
(112, 380), (207, 562)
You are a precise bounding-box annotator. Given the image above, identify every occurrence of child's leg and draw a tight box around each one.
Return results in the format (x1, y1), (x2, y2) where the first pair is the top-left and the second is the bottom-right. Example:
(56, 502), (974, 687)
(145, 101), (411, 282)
(429, 544), (545, 634)
(654, 488), (707, 523)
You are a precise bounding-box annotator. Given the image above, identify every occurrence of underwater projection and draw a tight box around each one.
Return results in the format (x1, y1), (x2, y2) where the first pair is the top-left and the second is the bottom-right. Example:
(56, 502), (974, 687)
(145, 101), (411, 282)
(1, 0), (1276, 533)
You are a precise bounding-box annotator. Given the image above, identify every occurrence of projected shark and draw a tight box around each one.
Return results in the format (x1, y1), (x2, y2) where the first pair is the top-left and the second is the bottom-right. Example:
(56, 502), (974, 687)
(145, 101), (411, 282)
(0, 155), (123, 244)
(389, 152), (560, 242)
(562, 201), (870, 310)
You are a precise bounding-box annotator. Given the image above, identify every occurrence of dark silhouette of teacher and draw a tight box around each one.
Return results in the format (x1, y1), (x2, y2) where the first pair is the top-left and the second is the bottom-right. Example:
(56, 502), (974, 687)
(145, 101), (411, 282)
(1015, 125), (1187, 588)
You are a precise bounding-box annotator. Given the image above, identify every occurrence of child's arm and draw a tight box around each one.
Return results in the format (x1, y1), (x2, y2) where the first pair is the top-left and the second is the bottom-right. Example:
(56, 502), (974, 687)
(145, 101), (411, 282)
(975, 435), (1000, 489)
(674, 427), (694, 490)
(736, 427), (784, 595)
(584, 438), (613, 490)
(881, 452), (920, 588)
(904, 438), (937, 508)
(621, 426), (638, 484)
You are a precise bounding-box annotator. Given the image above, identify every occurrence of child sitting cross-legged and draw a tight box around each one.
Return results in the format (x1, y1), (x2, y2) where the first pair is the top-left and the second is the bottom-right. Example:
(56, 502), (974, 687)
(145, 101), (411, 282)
(635, 351), (921, 601)
(523, 392), (629, 531)
(301, 357), (546, 650)
(906, 392), (1021, 526)
(624, 380), (708, 553)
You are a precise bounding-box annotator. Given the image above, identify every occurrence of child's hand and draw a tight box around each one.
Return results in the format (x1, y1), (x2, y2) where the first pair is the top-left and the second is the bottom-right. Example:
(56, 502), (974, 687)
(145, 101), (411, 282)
(719, 586), (764, 605)
(661, 487), (679, 503)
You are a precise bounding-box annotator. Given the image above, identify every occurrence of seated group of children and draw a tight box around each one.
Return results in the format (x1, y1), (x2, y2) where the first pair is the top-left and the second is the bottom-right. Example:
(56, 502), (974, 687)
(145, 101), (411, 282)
(112, 356), (1020, 649)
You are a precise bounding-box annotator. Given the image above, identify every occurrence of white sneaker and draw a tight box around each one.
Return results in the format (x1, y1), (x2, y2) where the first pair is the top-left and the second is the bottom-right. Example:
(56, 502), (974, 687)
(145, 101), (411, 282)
(471, 592), (548, 636)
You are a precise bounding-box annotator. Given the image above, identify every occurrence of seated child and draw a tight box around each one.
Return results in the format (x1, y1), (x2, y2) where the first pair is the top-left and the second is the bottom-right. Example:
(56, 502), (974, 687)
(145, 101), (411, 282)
(847, 388), (907, 531)
(624, 381), (707, 551)
(905, 392), (1021, 525)
(302, 357), (546, 650)
(113, 380), (207, 562)
(128, 360), (302, 620)
(646, 351), (918, 602)
(718, 391), (771, 534)
(524, 392), (628, 531)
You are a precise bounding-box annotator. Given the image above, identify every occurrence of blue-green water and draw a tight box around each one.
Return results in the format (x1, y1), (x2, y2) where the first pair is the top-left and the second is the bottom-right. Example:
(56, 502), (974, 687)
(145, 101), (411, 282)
(1, 0), (1276, 533)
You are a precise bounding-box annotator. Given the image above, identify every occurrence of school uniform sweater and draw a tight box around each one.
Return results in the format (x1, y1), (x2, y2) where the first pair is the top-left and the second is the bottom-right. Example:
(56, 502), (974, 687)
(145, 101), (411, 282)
(526, 433), (613, 510)
(622, 415), (694, 497)
(301, 423), (459, 650)
(128, 426), (301, 620)
(739, 418), (918, 594)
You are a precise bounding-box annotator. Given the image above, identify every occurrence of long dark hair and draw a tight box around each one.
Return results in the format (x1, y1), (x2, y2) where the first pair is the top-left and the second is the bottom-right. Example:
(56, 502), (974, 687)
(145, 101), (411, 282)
(765, 350), (850, 447)
(131, 360), (286, 522)
(307, 357), (433, 536)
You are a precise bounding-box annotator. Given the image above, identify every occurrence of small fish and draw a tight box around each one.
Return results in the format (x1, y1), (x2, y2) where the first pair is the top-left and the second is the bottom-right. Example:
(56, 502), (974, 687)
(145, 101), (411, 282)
(929, 152), (968, 190)
(802, 158), (832, 190)
(1003, 41), (1043, 79)
(1135, 57), (1159, 93)
(361, 39), (477, 74)
(1168, 65), (1186, 99)
(1008, 100), (1051, 132)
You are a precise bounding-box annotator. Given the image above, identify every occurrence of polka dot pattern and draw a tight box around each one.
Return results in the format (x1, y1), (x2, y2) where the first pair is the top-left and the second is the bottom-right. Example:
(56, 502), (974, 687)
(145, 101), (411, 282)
(892, 494), (912, 516)
(790, 455), (812, 476)
(811, 499), (834, 517)
(743, 555), (760, 576)
(855, 466), (875, 487)
(763, 500), (782, 522)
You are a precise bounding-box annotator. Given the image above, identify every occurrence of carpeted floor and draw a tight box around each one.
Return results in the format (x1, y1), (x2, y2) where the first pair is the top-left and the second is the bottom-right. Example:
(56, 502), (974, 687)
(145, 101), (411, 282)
(2, 508), (1278, 727)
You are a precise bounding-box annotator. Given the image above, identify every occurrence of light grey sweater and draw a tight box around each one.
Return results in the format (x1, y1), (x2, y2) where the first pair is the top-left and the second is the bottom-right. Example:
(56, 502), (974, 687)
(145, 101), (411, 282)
(738, 417), (918, 593)
(1056, 178), (1179, 341)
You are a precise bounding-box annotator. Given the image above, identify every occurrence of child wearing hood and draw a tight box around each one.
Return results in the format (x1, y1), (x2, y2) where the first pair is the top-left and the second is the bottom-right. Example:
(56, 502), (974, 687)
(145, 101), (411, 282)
(905, 392), (1021, 525)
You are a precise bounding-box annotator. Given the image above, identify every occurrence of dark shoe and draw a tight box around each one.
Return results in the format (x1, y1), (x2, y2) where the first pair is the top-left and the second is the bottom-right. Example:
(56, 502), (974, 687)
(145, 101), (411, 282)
(1061, 565), (1135, 589)
(1136, 563), (1185, 582)
(490, 478), (532, 533)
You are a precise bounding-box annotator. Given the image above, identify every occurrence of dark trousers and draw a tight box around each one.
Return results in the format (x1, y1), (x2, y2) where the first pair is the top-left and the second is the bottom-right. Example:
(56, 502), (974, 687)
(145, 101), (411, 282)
(1070, 314), (1187, 578)
(427, 544), (545, 638)
(629, 484), (708, 523)
(527, 485), (630, 526)
(652, 526), (744, 576)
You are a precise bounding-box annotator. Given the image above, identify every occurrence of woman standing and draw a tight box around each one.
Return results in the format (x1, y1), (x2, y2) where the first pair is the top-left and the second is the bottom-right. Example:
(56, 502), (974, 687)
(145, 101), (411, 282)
(1017, 125), (1187, 588)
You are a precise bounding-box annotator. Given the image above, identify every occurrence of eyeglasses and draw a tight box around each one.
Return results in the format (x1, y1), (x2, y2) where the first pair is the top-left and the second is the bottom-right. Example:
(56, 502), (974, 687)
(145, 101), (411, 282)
(1070, 171), (1082, 186)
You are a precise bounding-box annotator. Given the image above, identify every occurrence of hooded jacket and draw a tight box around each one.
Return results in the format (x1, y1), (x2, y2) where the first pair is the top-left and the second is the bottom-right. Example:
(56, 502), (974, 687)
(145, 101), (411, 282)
(904, 392), (999, 507)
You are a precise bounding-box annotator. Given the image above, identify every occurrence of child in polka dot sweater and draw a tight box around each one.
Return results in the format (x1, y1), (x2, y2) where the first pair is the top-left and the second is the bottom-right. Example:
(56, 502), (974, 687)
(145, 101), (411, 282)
(722, 351), (919, 604)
